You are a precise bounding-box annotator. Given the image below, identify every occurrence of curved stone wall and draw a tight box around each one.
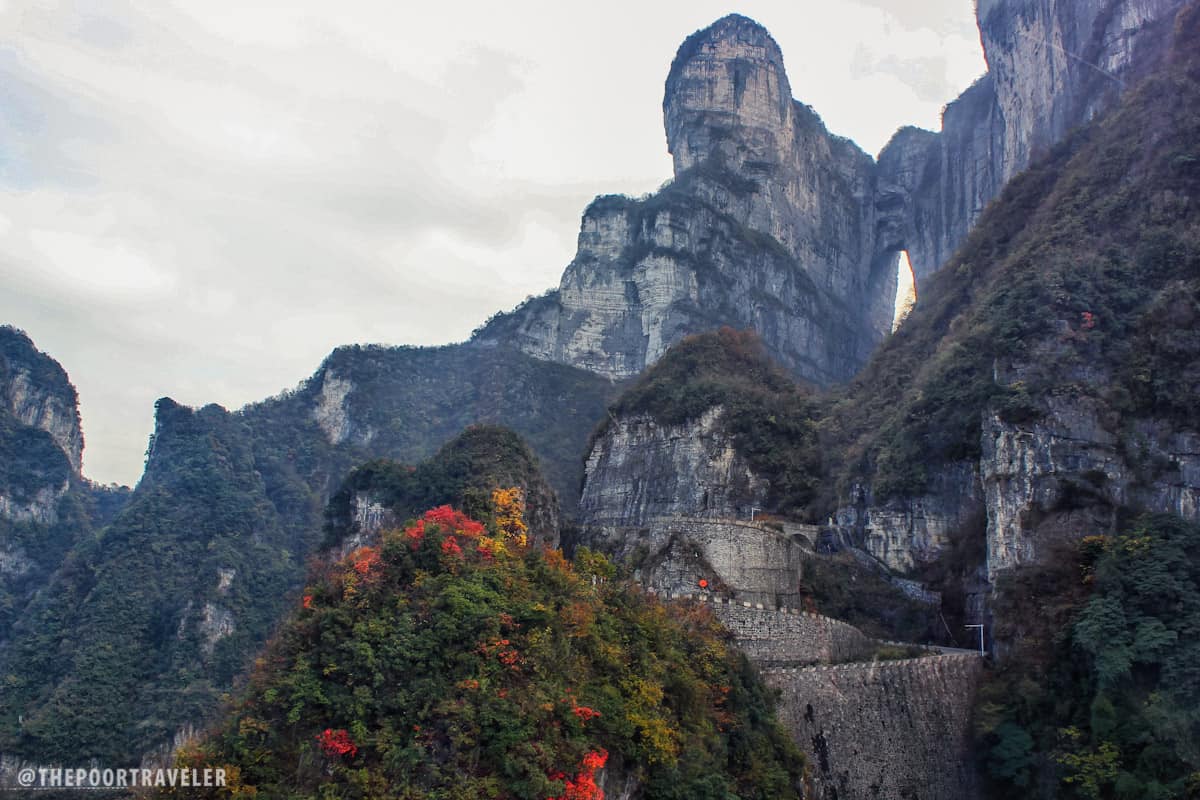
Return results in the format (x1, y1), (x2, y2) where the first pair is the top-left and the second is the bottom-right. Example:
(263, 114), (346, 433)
(767, 654), (984, 800)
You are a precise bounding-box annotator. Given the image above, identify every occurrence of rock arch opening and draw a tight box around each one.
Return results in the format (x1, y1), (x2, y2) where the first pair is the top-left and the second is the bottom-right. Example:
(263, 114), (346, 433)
(892, 250), (917, 331)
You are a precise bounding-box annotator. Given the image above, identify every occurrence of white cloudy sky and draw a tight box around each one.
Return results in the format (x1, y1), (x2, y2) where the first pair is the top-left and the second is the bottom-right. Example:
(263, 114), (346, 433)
(1, 0), (986, 486)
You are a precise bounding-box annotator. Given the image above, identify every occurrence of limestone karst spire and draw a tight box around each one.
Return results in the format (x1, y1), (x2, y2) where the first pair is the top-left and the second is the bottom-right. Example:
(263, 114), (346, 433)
(663, 14), (795, 176)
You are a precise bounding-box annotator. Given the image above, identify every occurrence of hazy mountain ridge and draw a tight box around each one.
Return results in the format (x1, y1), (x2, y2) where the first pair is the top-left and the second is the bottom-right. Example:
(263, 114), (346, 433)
(0, 344), (617, 763)
(0, 326), (128, 655)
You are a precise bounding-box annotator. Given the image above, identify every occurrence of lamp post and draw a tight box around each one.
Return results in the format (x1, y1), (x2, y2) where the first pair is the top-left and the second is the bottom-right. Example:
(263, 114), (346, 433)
(965, 624), (985, 656)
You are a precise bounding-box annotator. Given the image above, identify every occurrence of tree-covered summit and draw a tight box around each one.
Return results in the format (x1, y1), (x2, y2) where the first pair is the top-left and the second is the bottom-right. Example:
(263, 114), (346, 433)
(176, 494), (805, 799)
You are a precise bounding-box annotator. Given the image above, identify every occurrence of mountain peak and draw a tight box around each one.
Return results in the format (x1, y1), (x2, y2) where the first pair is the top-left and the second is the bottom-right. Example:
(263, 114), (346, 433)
(664, 14), (794, 176)
(0, 325), (83, 473)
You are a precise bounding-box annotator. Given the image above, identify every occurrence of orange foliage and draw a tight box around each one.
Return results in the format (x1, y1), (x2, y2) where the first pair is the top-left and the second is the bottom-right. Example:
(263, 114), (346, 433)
(492, 487), (529, 547)
(542, 548), (572, 573)
(350, 547), (383, 580)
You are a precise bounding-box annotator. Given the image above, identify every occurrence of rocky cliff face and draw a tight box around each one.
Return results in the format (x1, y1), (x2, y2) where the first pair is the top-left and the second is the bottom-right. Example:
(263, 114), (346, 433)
(292, 343), (618, 513)
(879, 0), (1186, 281)
(579, 407), (765, 525)
(475, 15), (885, 384)
(0, 328), (82, 525)
(0, 327), (83, 474)
(979, 0), (1183, 184)
(575, 407), (814, 606)
(833, 463), (983, 575)
(981, 399), (1200, 581)
(478, 2), (1187, 386)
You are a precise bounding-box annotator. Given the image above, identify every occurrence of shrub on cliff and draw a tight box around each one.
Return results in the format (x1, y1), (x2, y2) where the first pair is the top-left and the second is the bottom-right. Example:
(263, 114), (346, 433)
(324, 425), (560, 548)
(976, 514), (1200, 798)
(598, 327), (824, 518)
(173, 496), (805, 799)
(825, 9), (1200, 503)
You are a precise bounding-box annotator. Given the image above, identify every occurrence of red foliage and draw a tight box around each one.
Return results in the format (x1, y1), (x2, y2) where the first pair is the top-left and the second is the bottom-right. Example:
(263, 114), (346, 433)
(476, 540), (497, 562)
(572, 705), (601, 723)
(405, 519), (427, 549)
(581, 750), (607, 771)
(441, 536), (463, 557)
(350, 547), (383, 580)
(479, 638), (521, 671)
(405, 506), (486, 550)
(422, 505), (486, 537)
(315, 728), (358, 759)
(547, 749), (608, 800)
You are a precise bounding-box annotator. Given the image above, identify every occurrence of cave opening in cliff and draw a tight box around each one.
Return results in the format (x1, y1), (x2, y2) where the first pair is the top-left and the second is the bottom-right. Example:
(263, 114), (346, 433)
(892, 250), (917, 331)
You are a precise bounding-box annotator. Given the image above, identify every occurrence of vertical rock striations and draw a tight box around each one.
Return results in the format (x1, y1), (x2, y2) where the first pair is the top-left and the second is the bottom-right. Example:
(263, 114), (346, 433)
(0, 327), (84, 526)
(574, 406), (809, 607)
(579, 407), (766, 526)
(478, 3), (1187, 385)
(475, 15), (883, 385)
(877, 0), (1186, 282)
(0, 326), (83, 476)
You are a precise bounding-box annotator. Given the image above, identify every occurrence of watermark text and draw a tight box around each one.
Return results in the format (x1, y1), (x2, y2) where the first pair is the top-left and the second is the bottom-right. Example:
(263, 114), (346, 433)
(8, 766), (226, 791)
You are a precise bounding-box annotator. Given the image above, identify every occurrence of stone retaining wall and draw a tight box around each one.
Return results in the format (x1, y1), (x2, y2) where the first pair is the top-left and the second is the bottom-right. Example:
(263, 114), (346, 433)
(767, 654), (984, 800)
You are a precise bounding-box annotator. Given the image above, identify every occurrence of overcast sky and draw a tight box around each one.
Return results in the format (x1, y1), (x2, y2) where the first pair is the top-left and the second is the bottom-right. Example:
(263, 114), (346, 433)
(1, 0), (986, 486)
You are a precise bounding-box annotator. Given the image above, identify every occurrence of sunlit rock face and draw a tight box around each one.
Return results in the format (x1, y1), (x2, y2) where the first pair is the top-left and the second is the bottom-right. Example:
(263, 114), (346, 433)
(978, 0), (1183, 186)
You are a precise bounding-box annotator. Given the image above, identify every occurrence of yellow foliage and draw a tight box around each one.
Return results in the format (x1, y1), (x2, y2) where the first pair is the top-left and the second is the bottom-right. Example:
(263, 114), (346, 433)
(222, 765), (257, 797)
(623, 677), (680, 763)
(492, 487), (529, 548)
(1119, 534), (1154, 556)
(628, 712), (681, 763)
(237, 716), (270, 737)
